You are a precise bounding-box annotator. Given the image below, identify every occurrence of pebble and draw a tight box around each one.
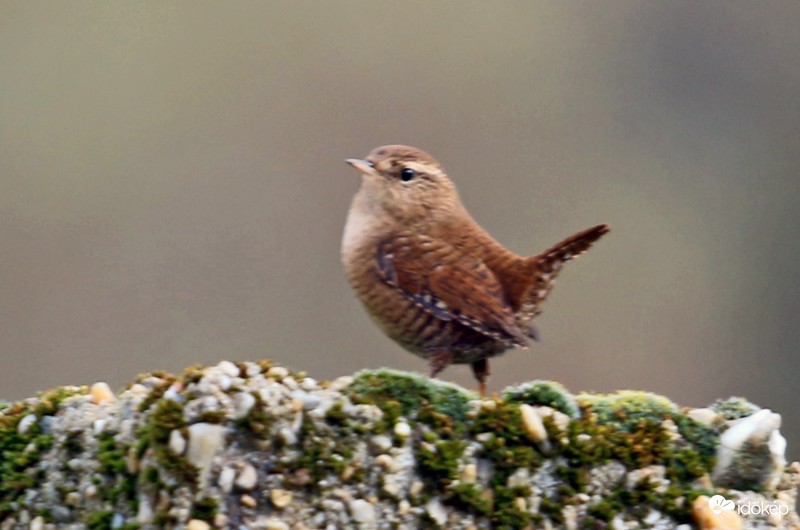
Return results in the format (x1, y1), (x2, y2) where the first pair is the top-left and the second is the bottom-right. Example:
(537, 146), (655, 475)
(409, 480), (424, 498)
(29, 516), (44, 530)
(186, 423), (226, 487)
(425, 497), (448, 526)
(282, 377), (300, 390)
(263, 519), (289, 530)
(329, 375), (353, 391)
(186, 519), (210, 530)
(240, 494), (257, 508)
(217, 360), (240, 377)
(270, 488), (293, 509)
(520, 404), (548, 443)
(65, 491), (81, 507)
(279, 427), (297, 446)
(235, 462), (258, 490)
(267, 366), (289, 379)
(93, 418), (107, 435)
(168, 429), (186, 455)
(688, 408), (720, 426)
(370, 435), (393, 453)
(349, 499), (376, 524)
(713, 408), (785, 488)
(218, 466), (236, 492)
(374, 454), (395, 470)
(291, 390), (321, 411)
(398, 500), (411, 515)
(18, 414), (37, 435)
(243, 362), (262, 377)
(90, 382), (116, 404)
(163, 383), (184, 403)
(301, 377), (318, 390)
(234, 391), (256, 419)
(394, 421), (412, 438)
(460, 463), (477, 484)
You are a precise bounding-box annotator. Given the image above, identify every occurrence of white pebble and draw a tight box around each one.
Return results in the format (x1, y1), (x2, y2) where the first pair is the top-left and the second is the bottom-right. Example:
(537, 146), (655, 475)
(30, 516), (44, 530)
(291, 390), (321, 411)
(349, 499), (376, 524)
(168, 430), (186, 455)
(217, 360), (240, 377)
(242, 362), (261, 377)
(687, 407), (719, 426)
(301, 377), (318, 390)
(186, 423), (226, 488)
(520, 404), (548, 443)
(233, 392), (256, 419)
(93, 419), (107, 436)
(218, 467), (236, 493)
(425, 497), (448, 526)
(279, 427), (297, 446)
(235, 463), (258, 490)
(163, 383), (184, 403)
(18, 414), (37, 435)
(266, 366), (289, 379)
(394, 421), (412, 438)
(263, 519), (289, 530)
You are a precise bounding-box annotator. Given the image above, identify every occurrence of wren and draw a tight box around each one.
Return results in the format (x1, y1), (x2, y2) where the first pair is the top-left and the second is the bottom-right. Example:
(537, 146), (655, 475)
(341, 145), (609, 396)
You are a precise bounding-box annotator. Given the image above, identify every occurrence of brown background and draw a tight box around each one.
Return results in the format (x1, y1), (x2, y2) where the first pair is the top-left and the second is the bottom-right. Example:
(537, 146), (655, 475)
(2, 3), (799, 459)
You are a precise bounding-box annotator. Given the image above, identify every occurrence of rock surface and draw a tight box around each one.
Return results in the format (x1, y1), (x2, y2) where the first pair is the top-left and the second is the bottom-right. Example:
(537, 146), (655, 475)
(0, 360), (797, 529)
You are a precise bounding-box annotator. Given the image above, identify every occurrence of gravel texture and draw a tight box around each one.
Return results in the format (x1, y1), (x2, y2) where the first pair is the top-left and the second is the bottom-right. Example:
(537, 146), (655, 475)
(0, 360), (797, 530)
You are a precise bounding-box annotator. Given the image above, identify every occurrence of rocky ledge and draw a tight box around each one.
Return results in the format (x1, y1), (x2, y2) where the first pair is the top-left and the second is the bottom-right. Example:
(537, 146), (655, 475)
(0, 360), (797, 530)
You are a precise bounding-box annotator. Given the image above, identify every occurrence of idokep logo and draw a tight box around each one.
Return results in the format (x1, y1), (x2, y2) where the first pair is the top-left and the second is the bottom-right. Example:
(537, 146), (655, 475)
(708, 495), (735, 515)
(709, 494), (790, 518)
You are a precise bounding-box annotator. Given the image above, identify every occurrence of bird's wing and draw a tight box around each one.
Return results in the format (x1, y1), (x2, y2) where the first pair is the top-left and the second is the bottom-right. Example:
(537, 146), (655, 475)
(376, 234), (528, 347)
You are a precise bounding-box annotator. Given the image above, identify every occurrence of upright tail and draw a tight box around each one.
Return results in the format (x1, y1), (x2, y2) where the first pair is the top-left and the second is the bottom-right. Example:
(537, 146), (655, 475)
(514, 224), (610, 335)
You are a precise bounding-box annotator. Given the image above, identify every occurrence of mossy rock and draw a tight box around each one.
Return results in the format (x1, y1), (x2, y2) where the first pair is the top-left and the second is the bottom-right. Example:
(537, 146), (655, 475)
(502, 380), (579, 418)
(345, 369), (473, 423)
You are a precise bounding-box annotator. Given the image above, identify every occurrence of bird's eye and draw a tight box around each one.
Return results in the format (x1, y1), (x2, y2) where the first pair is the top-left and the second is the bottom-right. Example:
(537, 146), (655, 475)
(401, 168), (416, 182)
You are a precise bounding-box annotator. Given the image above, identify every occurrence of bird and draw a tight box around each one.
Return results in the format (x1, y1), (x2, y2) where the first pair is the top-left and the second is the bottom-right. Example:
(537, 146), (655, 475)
(341, 145), (609, 396)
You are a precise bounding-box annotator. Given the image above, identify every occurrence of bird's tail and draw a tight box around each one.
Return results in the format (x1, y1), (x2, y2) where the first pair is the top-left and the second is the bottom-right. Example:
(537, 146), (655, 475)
(515, 224), (609, 337)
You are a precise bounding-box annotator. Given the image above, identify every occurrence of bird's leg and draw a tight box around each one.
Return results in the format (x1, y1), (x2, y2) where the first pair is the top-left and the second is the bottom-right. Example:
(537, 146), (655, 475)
(471, 359), (491, 397)
(428, 349), (453, 379)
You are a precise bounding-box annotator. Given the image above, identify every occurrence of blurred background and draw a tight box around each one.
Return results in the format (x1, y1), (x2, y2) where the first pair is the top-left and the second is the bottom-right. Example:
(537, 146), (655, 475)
(1, 2), (798, 458)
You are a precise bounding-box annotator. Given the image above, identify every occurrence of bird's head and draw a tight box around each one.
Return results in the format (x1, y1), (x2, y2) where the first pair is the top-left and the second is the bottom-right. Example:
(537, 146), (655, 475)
(346, 145), (462, 224)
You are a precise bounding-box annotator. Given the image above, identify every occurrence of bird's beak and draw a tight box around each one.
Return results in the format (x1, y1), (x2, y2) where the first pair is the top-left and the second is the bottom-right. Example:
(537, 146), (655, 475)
(345, 158), (377, 177)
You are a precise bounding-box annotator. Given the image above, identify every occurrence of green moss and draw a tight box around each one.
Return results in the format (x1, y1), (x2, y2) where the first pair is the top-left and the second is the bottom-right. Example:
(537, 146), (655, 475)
(190, 497), (219, 522)
(577, 391), (678, 431)
(492, 485), (533, 529)
(137, 375), (176, 413)
(287, 417), (355, 483)
(416, 439), (466, 489)
(0, 387), (82, 519)
(236, 392), (273, 439)
(502, 380), (579, 418)
(446, 483), (492, 515)
(712, 396), (760, 421)
(324, 401), (347, 426)
(137, 399), (196, 484)
(469, 401), (542, 485)
(347, 369), (472, 424)
(86, 510), (114, 530)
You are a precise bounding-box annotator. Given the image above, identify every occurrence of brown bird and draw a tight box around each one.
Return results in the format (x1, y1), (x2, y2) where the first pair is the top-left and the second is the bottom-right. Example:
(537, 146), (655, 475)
(341, 145), (609, 396)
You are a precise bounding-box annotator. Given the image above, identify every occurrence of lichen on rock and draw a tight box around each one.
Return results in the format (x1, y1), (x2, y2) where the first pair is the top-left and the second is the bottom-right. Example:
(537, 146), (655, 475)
(0, 360), (797, 529)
